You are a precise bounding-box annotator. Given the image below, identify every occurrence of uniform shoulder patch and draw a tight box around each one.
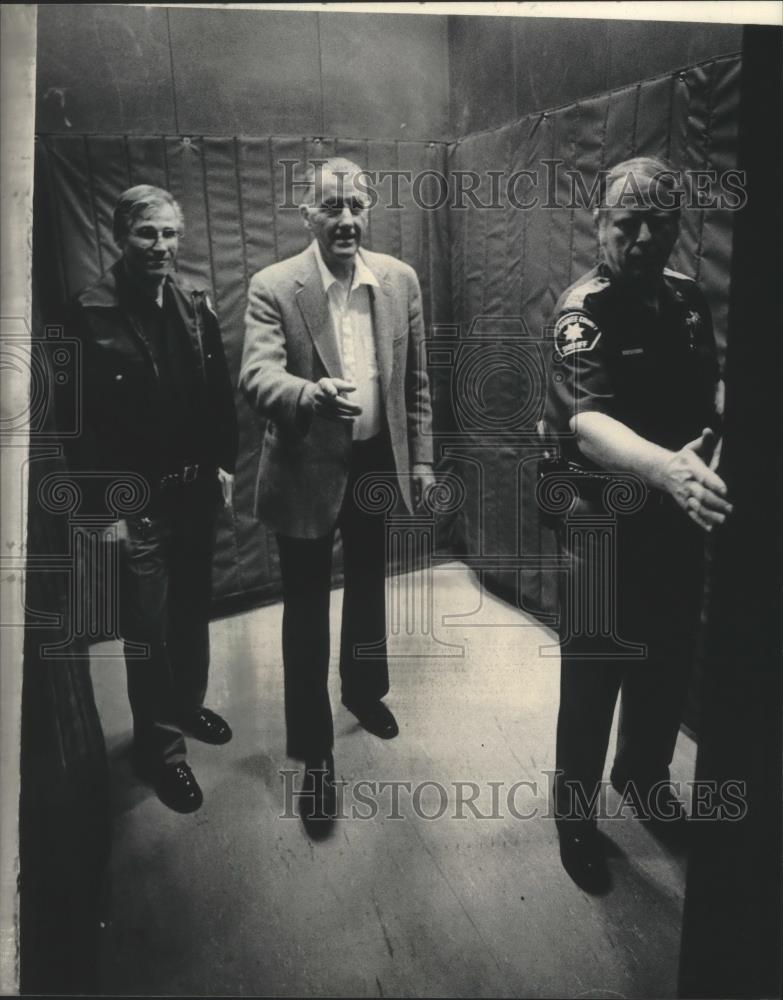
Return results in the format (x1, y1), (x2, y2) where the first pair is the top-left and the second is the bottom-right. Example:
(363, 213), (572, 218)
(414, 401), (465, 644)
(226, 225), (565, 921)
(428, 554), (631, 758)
(190, 288), (218, 318)
(553, 311), (602, 359)
(560, 274), (610, 312)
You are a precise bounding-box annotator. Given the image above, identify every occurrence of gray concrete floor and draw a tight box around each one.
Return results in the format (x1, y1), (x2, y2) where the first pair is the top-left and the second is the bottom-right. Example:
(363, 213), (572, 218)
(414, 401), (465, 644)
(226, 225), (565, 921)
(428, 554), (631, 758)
(91, 562), (695, 998)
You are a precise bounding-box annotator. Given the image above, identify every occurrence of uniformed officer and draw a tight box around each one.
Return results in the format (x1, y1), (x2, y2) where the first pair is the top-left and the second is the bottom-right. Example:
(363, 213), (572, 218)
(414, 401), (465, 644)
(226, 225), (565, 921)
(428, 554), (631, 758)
(543, 157), (731, 892)
(65, 185), (239, 813)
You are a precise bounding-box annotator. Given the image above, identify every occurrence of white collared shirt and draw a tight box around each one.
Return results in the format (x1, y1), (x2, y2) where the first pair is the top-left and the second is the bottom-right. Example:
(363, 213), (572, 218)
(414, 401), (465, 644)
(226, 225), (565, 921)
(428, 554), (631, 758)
(312, 240), (383, 441)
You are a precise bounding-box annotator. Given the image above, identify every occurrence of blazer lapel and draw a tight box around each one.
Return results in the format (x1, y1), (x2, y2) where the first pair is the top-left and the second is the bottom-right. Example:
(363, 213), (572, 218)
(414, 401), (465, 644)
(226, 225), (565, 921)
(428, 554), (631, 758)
(295, 251), (343, 379)
(369, 266), (395, 397)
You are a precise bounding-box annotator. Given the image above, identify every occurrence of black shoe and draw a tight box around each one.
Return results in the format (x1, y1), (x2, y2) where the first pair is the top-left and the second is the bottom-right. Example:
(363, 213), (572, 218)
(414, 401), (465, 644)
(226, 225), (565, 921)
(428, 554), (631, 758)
(298, 755), (337, 835)
(154, 762), (204, 814)
(557, 824), (611, 895)
(343, 699), (399, 740)
(179, 707), (233, 745)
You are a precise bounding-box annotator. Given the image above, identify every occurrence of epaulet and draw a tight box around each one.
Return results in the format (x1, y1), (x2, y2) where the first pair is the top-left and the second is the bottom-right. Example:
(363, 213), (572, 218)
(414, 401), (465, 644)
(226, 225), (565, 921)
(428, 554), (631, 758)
(169, 275), (217, 313)
(200, 291), (219, 318)
(74, 271), (118, 308)
(174, 273), (209, 298)
(559, 273), (610, 313)
(663, 267), (695, 283)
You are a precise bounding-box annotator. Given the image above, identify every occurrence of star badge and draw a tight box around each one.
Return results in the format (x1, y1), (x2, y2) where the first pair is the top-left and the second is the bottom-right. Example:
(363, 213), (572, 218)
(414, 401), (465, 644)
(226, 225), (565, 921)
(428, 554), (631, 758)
(553, 311), (601, 358)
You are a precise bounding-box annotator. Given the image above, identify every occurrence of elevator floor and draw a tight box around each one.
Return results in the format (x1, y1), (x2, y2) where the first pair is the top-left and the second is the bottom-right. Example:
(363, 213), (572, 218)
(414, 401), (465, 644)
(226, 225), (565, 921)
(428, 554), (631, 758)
(91, 562), (695, 998)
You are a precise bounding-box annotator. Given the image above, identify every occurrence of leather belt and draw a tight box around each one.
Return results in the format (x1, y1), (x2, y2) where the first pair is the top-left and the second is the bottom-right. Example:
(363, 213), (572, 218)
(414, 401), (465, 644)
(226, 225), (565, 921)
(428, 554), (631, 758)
(159, 462), (203, 490)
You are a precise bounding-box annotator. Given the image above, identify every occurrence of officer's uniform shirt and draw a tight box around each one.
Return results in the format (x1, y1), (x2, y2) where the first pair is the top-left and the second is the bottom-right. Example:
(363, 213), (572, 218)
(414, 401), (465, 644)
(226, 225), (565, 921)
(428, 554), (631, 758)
(545, 263), (720, 470)
(545, 265), (721, 810)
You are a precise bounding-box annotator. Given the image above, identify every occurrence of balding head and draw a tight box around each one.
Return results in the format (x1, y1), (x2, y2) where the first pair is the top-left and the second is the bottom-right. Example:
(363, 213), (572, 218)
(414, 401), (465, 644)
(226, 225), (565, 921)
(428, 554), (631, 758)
(299, 158), (370, 278)
(299, 158), (369, 207)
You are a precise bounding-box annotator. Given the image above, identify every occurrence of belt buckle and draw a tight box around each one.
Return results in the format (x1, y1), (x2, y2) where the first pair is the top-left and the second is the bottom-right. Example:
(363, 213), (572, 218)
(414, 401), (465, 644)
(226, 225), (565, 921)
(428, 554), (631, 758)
(182, 463), (199, 485)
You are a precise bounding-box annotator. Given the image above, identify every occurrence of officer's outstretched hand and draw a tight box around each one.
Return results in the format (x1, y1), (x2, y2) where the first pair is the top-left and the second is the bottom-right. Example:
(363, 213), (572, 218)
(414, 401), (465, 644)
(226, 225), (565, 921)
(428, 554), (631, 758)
(302, 377), (363, 423)
(664, 428), (733, 531)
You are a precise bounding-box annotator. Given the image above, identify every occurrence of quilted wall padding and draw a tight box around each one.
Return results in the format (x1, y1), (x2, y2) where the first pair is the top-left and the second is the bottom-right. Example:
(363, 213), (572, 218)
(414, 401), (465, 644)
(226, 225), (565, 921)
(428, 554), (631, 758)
(34, 135), (452, 604)
(34, 54), (740, 614)
(446, 54), (741, 616)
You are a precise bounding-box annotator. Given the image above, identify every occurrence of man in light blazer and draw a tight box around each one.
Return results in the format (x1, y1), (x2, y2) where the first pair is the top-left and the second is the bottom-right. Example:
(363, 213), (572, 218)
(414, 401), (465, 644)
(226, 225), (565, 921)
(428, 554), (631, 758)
(240, 158), (434, 827)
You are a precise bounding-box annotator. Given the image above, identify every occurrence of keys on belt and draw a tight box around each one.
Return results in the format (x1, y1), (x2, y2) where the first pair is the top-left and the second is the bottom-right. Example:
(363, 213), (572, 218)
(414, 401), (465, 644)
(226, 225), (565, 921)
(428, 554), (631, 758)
(159, 462), (201, 490)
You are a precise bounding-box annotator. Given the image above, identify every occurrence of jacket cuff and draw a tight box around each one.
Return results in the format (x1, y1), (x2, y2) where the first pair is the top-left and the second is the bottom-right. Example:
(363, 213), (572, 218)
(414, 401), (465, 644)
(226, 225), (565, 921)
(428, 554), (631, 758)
(294, 382), (314, 435)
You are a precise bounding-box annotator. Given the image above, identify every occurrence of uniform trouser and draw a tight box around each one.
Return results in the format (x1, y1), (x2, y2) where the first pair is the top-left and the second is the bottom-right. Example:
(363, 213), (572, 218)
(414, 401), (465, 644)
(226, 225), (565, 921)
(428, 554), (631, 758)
(120, 476), (219, 767)
(276, 432), (395, 761)
(553, 500), (704, 827)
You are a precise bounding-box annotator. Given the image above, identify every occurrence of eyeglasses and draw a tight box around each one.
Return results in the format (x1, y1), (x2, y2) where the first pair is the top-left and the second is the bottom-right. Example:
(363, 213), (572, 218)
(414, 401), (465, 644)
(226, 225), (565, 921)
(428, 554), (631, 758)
(129, 225), (181, 245)
(318, 197), (369, 216)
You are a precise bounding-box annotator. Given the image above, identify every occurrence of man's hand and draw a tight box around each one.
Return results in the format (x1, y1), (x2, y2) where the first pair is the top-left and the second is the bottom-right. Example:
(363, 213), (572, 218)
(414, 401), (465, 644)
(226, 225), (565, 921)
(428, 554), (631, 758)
(217, 467), (235, 508)
(302, 377), (363, 423)
(662, 428), (732, 531)
(412, 463), (436, 511)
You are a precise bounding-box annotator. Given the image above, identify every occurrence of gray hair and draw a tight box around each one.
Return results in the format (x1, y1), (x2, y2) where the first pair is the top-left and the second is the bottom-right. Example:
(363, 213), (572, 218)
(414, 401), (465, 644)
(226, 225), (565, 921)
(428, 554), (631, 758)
(598, 157), (683, 213)
(112, 185), (184, 243)
(300, 157), (366, 207)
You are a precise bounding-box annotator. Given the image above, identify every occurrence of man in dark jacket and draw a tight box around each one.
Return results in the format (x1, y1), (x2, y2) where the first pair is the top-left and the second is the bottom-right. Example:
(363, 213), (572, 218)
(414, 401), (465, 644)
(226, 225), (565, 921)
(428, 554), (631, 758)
(65, 185), (239, 812)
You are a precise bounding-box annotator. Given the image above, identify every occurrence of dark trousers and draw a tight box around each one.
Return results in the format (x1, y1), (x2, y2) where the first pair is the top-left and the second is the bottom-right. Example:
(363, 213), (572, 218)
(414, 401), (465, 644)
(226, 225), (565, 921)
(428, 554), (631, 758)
(554, 503), (704, 825)
(276, 433), (394, 761)
(120, 477), (219, 766)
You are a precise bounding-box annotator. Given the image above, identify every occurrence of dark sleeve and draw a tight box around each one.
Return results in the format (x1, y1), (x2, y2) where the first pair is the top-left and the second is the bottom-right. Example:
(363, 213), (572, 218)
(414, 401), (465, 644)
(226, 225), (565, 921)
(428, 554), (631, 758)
(546, 307), (614, 431)
(200, 294), (239, 474)
(57, 300), (109, 516)
(688, 283), (723, 433)
(692, 283), (722, 382)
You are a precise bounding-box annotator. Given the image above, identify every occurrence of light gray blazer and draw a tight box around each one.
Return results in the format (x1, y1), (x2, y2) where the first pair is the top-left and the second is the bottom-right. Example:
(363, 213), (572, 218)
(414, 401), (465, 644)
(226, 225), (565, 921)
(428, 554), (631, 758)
(240, 244), (434, 538)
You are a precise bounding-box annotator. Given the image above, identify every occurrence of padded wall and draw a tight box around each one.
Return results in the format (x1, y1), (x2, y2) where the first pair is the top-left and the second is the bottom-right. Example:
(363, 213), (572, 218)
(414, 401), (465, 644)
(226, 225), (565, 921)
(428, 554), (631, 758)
(34, 135), (452, 604)
(448, 15), (741, 135)
(34, 54), (741, 614)
(447, 54), (741, 615)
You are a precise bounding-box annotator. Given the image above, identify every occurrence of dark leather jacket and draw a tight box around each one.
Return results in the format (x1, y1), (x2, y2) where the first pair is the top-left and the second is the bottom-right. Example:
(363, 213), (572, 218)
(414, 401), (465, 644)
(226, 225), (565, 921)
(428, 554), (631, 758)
(63, 260), (239, 515)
